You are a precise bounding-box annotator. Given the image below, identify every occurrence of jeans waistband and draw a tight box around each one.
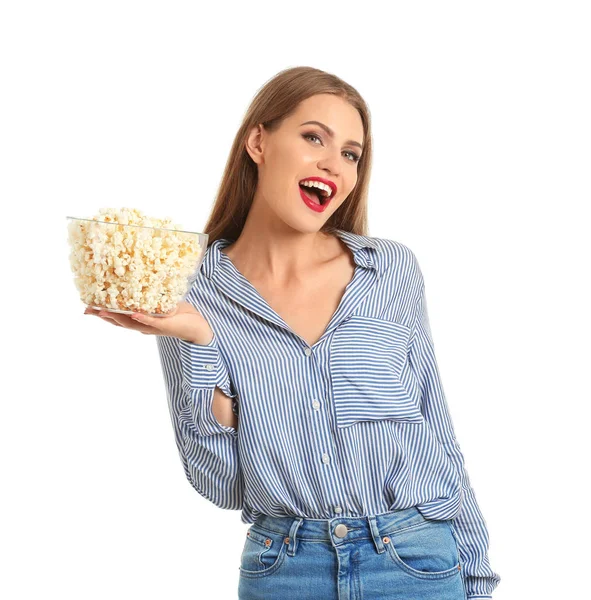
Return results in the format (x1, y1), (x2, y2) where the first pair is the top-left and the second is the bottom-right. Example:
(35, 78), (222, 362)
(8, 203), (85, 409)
(252, 506), (428, 558)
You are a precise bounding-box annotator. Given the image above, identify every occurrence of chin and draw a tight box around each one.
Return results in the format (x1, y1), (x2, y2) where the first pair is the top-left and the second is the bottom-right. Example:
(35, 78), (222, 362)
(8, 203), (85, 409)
(283, 216), (326, 236)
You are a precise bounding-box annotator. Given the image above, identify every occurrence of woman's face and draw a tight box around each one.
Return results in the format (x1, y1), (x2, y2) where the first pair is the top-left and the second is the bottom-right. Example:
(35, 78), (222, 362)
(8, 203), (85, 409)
(245, 93), (364, 233)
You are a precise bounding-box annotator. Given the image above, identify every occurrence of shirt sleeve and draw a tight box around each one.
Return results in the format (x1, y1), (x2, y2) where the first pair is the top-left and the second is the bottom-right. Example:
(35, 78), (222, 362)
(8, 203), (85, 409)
(408, 266), (502, 599)
(156, 333), (243, 511)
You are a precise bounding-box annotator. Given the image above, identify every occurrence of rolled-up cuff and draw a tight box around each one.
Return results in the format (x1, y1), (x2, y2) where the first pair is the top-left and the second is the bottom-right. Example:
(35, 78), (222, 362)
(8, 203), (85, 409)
(178, 334), (220, 390)
(185, 386), (238, 437)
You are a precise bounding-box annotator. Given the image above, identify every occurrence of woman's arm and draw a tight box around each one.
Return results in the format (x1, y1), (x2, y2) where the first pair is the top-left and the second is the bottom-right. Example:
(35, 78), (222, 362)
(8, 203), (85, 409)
(408, 260), (502, 599)
(156, 333), (243, 510)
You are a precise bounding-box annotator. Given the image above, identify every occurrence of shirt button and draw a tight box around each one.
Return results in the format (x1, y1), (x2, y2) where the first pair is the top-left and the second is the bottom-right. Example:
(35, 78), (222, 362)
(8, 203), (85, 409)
(205, 364), (214, 371)
(304, 348), (312, 356)
(334, 506), (342, 513)
(312, 400), (320, 410)
(322, 453), (330, 464)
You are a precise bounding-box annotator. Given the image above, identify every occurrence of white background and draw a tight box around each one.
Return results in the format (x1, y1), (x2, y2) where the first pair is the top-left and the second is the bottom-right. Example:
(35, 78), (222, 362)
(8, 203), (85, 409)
(2, 1), (589, 598)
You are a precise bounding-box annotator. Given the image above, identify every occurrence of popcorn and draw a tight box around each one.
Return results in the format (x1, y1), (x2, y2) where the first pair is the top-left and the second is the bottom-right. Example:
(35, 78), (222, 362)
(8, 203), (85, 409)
(67, 207), (205, 315)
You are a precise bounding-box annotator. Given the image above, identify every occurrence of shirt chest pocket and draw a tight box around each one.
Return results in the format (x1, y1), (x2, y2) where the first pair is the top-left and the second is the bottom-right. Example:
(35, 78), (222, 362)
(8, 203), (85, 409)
(329, 315), (425, 429)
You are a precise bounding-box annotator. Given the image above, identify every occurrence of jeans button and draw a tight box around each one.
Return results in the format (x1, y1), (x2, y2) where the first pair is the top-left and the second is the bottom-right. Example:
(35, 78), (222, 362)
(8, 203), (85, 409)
(334, 524), (348, 538)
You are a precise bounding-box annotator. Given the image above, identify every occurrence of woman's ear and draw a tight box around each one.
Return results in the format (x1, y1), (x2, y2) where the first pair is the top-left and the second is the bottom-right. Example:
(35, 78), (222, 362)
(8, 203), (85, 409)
(245, 123), (266, 165)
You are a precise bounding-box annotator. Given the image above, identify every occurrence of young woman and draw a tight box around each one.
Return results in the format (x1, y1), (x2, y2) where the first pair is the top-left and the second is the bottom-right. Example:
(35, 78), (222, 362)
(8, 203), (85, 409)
(86, 66), (501, 600)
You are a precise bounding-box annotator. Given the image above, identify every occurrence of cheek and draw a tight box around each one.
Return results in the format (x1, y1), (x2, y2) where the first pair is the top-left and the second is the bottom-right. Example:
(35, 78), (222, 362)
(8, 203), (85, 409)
(335, 184), (355, 206)
(259, 167), (291, 201)
(326, 196), (344, 214)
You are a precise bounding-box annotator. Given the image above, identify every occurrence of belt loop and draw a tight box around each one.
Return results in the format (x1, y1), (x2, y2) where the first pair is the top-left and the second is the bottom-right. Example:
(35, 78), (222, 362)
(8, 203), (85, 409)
(286, 517), (304, 557)
(367, 515), (385, 554)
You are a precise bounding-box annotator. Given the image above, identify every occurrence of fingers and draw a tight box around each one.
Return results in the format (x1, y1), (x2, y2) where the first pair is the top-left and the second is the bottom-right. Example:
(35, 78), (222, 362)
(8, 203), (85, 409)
(97, 312), (124, 327)
(83, 306), (162, 335)
(84, 307), (135, 329)
(101, 316), (122, 327)
(129, 312), (162, 329)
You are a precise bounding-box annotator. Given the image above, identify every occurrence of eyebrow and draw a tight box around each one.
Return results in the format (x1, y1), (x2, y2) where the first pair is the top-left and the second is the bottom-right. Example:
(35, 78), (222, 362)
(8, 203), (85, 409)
(299, 120), (363, 150)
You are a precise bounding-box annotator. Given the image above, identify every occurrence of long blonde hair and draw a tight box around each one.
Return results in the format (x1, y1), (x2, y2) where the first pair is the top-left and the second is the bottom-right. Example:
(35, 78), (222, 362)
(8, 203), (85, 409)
(203, 66), (374, 244)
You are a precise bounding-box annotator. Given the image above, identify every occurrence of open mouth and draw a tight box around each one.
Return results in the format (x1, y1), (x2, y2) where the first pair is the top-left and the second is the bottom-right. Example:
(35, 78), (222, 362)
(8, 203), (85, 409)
(298, 181), (334, 206)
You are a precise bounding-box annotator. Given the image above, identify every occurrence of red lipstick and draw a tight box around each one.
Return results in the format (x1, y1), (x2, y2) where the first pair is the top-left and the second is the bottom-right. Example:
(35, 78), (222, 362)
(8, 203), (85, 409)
(300, 185), (328, 212)
(298, 176), (337, 197)
(298, 176), (337, 213)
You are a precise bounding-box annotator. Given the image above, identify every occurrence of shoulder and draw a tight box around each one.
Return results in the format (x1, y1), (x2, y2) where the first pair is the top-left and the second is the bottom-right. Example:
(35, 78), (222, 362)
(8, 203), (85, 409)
(374, 236), (415, 262)
(368, 236), (424, 284)
(183, 259), (219, 311)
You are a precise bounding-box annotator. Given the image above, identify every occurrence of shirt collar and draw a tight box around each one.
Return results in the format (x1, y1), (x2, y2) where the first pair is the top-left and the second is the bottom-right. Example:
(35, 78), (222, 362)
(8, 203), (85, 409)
(200, 229), (381, 280)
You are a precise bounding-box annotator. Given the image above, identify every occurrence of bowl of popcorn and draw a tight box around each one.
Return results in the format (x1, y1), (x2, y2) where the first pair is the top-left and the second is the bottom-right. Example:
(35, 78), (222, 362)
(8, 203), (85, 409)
(66, 208), (208, 317)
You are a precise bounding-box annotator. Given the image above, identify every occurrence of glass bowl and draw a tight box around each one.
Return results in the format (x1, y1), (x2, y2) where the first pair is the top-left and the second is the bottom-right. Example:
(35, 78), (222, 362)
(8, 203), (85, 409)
(66, 216), (208, 318)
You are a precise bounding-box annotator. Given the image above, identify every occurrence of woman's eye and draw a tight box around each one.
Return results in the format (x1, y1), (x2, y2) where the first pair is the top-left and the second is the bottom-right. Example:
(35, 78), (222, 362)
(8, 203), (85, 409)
(303, 133), (361, 163)
(344, 151), (361, 163)
(303, 133), (322, 145)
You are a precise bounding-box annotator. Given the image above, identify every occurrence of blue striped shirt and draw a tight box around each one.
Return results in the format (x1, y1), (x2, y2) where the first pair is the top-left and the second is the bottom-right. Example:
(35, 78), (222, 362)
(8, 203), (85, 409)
(156, 229), (501, 599)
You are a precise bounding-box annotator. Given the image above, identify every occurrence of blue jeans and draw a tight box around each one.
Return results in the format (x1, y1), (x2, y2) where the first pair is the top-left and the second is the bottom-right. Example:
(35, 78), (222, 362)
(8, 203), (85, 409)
(238, 506), (467, 600)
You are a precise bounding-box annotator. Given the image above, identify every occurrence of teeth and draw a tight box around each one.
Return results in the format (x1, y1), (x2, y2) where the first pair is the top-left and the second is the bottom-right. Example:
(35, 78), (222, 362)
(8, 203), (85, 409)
(300, 180), (332, 198)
